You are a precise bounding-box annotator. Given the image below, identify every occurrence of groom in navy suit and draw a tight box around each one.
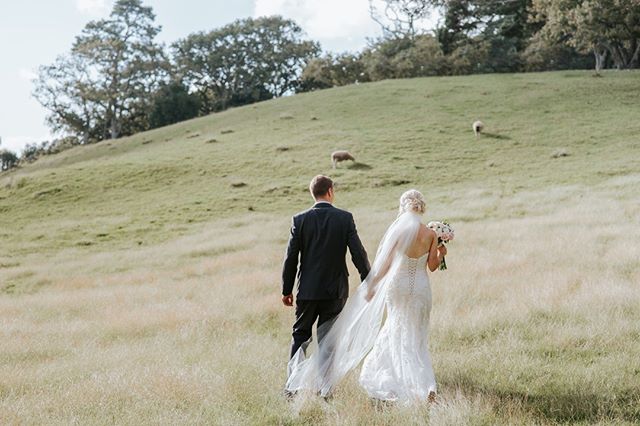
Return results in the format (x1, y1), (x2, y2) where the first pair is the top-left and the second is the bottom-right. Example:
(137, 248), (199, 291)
(282, 175), (371, 360)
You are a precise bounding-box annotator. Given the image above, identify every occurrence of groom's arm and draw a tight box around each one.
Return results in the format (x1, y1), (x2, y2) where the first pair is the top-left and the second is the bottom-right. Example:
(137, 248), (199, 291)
(347, 213), (371, 281)
(282, 215), (301, 297)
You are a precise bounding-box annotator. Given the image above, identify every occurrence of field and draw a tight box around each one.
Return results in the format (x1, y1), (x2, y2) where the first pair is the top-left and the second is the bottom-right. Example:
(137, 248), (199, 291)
(1, 70), (639, 425)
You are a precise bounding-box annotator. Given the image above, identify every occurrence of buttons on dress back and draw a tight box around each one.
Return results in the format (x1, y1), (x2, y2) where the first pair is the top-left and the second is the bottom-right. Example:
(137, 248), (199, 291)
(407, 258), (417, 296)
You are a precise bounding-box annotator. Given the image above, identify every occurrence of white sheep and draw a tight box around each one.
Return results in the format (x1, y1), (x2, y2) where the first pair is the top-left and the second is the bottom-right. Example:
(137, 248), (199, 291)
(472, 120), (484, 137)
(331, 150), (355, 168)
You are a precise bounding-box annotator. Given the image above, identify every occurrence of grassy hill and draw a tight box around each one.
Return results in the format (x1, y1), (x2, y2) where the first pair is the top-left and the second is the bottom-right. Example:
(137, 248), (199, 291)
(0, 71), (639, 424)
(1, 70), (637, 256)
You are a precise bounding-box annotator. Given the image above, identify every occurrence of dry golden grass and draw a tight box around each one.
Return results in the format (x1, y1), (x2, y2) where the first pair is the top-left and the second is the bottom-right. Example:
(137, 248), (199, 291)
(1, 71), (639, 424)
(1, 173), (639, 424)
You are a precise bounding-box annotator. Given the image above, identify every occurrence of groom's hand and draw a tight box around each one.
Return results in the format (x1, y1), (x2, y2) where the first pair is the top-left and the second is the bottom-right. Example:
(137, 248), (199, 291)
(282, 294), (294, 307)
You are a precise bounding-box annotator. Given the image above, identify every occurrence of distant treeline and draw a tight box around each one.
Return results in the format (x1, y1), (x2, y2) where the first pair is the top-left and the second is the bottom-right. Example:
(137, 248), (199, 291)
(1, 0), (638, 170)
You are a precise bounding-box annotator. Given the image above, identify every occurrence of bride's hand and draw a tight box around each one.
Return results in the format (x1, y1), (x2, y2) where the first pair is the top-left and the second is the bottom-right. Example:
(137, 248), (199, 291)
(438, 245), (447, 256)
(365, 288), (375, 302)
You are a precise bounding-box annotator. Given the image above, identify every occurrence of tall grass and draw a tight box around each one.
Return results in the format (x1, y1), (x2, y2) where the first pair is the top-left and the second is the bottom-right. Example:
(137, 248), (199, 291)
(0, 71), (639, 424)
(1, 175), (638, 424)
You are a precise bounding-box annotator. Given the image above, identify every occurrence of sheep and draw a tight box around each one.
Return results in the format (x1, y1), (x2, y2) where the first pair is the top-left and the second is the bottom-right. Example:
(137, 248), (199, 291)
(331, 150), (355, 168)
(472, 120), (484, 137)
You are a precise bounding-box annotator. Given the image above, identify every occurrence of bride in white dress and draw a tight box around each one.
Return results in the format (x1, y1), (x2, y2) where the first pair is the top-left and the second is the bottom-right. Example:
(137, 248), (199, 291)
(286, 189), (447, 405)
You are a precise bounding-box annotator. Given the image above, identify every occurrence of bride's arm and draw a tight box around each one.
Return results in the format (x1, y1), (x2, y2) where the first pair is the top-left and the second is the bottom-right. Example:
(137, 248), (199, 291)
(427, 230), (440, 272)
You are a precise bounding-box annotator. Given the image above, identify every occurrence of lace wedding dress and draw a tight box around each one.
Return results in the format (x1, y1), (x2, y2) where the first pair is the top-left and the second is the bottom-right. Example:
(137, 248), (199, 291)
(286, 211), (436, 404)
(359, 252), (436, 402)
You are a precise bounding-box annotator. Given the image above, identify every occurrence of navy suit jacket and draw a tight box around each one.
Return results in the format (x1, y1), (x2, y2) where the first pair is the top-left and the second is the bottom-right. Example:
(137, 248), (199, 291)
(282, 202), (371, 300)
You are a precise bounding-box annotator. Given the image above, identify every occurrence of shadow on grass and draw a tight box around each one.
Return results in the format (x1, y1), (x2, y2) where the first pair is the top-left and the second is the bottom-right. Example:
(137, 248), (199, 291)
(346, 162), (373, 170)
(372, 178), (410, 188)
(441, 375), (640, 423)
(481, 132), (511, 140)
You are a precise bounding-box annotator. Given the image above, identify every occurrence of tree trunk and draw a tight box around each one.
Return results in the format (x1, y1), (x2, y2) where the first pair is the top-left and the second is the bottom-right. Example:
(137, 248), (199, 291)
(630, 40), (640, 68)
(110, 105), (119, 140)
(594, 47), (607, 73)
(611, 45), (625, 70)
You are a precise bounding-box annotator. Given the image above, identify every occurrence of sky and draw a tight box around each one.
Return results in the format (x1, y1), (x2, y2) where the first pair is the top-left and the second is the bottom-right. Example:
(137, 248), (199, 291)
(0, 1), (429, 153)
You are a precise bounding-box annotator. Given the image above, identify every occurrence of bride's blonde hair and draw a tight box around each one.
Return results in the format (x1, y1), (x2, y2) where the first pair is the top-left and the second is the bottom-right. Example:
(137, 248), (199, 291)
(398, 189), (426, 215)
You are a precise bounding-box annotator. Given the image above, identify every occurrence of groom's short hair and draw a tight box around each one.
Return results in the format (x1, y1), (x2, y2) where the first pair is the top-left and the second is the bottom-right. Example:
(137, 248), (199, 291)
(310, 175), (333, 198)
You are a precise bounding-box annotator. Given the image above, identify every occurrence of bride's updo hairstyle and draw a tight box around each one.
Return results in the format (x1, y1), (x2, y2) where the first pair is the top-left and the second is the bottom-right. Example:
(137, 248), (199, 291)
(398, 189), (426, 216)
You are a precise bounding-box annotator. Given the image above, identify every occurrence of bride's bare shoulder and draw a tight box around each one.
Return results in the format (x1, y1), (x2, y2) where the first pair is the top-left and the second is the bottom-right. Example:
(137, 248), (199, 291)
(418, 224), (436, 240)
(418, 223), (431, 233)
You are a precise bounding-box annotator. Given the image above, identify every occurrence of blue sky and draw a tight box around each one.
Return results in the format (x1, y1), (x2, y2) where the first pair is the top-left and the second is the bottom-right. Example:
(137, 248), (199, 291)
(0, 0), (391, 153)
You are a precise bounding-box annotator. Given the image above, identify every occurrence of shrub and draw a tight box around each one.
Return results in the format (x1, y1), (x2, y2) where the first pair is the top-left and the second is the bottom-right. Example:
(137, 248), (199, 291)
(362, 35), (447, 80)
(0, 149), (19, 171)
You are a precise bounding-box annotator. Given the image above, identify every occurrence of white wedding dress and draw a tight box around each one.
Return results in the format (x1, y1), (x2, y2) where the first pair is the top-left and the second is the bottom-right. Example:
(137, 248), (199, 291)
(286, 211), (436, 404)
(359, 252), (436, 402)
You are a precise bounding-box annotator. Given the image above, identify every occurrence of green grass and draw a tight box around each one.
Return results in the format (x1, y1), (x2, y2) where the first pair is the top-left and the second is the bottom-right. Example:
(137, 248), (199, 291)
(0, 70), (639, 425)
(1, 70), (638, 257)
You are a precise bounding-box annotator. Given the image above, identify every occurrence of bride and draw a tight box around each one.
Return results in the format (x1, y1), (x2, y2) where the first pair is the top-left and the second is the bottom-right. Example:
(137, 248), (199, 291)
(286, 189), (447, 404)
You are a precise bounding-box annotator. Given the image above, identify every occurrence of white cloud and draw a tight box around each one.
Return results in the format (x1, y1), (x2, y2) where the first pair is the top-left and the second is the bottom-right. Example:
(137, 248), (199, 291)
(75, 0), (110, 16)
(253, 0), (381, 52)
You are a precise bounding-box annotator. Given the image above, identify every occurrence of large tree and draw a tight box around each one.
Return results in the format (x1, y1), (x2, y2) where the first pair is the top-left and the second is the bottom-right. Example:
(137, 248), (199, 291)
(173, 16), (320, 113)
(34, 0), (168, 142)
(530, 0), (640, 71)
(72, 0), (168, 139)
(435, 0), (535, 71)
(34, 54), (101, 144)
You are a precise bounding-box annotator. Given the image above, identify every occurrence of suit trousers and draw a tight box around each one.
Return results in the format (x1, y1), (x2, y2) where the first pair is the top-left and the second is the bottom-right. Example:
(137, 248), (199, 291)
(290, 298), (347, 359)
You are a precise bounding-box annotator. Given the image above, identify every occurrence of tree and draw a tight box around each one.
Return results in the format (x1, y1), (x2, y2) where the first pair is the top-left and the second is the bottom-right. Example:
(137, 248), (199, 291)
(436, 0), (477, 54)
(299, 57), (335, 91)
(72, 0), (168, 139)
(34, 0), (168, 143)
(258, 17), (323, 97)
(523, 31), (594, 70)
(369, 0), (438, 39)
(361, 34), (447, 79)
(435, 0), (536, 71)
(530, 0), (640, 72)
(0, 137), (19, 172)
(0, 149), (18, 171)
(299, 53), (370, 91)
(446, 38), (493, 73)
(173, 16), (320, 113)
(34, 54), (101, 144)
(149, 81), (201, 128)
(363, 36), (418, 79)
(21, 143), (43, 163)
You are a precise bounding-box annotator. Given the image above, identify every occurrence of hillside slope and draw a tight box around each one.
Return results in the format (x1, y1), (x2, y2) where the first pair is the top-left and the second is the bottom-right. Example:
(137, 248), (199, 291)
(1, 71), (638, 257)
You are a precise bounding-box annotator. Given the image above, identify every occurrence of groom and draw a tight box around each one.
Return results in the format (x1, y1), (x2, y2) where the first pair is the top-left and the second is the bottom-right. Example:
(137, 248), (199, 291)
(282, 175), (371, 360)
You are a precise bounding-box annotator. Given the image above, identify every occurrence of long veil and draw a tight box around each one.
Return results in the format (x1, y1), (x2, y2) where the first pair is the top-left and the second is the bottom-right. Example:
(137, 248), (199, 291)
(285, 211), (422, 396)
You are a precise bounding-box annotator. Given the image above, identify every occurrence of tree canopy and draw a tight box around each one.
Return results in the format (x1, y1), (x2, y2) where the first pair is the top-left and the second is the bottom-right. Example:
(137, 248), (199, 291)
(173, 16), (320, 113)
(25, 0), (637, 156)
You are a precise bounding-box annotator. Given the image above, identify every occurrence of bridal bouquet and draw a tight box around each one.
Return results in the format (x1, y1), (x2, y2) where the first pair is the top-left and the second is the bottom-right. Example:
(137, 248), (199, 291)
(427, 221), (454, 270)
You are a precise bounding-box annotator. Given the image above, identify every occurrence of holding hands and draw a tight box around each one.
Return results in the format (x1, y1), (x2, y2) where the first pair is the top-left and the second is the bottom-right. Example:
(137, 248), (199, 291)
(365, 287), (375, 302)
